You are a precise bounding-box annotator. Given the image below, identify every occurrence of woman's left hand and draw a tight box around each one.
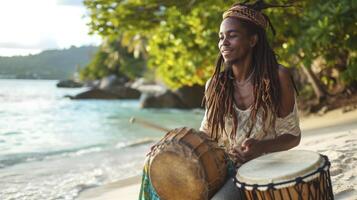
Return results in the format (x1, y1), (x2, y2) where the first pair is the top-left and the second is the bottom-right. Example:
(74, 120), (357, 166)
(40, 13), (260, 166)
(237, 138), (265, 161)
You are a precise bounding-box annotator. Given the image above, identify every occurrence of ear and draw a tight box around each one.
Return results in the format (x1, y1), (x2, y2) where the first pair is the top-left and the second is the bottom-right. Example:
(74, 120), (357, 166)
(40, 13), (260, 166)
(249, 34), (258, 48)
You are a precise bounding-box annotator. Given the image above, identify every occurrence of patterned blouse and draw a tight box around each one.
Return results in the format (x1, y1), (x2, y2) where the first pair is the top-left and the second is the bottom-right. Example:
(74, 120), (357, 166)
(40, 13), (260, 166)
(199, 80), (301, 155)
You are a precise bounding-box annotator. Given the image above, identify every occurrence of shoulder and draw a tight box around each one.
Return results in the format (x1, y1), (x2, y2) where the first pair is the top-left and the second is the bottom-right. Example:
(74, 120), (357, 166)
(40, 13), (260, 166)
(277, 65), (294, 93)
(278, 65), (292, 85)
(205, 78), (212, 90)
(204, 72), (224, 90)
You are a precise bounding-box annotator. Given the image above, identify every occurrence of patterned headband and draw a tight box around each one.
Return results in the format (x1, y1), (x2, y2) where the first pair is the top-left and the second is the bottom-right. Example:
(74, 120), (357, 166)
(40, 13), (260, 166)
(223, 5), (268, 29)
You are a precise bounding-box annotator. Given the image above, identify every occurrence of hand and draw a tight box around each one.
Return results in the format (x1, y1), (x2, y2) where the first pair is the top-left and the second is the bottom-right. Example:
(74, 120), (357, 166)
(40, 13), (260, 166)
(228, 147), (247, 165)
(240, 138), (264, 161)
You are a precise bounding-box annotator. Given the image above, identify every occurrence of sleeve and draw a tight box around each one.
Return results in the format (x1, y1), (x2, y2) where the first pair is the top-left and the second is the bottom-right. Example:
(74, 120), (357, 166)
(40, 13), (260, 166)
(275, 97), (301, 136)
(199, 79), (211, 133)
(199, 109), (210, 133)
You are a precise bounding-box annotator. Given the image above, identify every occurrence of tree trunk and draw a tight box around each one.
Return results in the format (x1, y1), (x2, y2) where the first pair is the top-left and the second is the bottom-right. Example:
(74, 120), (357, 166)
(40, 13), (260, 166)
(301, 64), (328, 103)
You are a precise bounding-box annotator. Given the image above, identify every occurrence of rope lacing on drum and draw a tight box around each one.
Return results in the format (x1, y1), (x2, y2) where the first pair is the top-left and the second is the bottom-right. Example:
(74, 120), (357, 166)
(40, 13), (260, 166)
(235, 154), (331, 189)
(234, 154), (335, 200)
(267, 186), (275, 200)
(326, 164), (334, 199)
(294, 183), (304, 200)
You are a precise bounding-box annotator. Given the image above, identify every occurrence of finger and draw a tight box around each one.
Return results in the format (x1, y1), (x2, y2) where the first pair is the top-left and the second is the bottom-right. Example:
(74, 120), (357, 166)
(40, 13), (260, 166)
(240, 150), (251, 158)
(231, 147), (240, 154)
(242, 138), (254, 148)
(240, 145), (248, 152)
(235, 150), (248, 163)
(241, 146), (251, 153)
(234, 155), (245, 164)
(228, 151), (245, 163)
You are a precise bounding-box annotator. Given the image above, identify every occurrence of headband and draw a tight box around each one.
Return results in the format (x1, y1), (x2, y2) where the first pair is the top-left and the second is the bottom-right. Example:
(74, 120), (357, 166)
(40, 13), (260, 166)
(223, 5), (268, 29)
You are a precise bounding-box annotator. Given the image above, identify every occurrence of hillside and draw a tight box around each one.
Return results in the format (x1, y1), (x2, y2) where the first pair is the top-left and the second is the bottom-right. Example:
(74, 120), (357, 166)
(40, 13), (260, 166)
(0, 45), (98, 80)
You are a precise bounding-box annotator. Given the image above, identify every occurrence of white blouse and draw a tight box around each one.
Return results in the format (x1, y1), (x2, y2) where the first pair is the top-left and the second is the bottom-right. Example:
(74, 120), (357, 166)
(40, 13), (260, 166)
(199, 80), (301, 153)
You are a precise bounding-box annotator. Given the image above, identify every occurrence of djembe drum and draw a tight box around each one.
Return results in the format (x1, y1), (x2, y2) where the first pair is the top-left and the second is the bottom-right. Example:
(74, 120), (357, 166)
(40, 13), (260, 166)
(148, 127), (228, 200)
(235, 150), (334, 200)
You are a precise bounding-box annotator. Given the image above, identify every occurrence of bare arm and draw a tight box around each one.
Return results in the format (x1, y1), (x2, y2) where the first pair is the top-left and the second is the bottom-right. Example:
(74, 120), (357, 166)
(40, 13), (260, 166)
(259, 66), (301, 151)
(235, 67), (301, 162)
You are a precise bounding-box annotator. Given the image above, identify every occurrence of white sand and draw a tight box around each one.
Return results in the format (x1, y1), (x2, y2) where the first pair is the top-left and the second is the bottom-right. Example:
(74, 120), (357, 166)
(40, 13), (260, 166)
(78, 109), (357, 200)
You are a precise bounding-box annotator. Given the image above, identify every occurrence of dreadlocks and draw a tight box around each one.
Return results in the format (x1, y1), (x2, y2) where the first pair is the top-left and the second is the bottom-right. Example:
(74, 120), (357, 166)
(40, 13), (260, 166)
(204, 0), (290, 141)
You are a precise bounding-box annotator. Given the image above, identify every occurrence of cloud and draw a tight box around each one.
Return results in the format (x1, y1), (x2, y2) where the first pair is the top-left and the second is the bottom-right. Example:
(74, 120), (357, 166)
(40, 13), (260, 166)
(0, 0), (101, 56)
(56, 0), (84, 6)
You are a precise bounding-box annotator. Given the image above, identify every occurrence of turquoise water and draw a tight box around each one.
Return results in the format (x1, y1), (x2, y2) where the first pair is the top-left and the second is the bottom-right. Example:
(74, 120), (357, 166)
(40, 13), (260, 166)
(0, 79), (204, 200)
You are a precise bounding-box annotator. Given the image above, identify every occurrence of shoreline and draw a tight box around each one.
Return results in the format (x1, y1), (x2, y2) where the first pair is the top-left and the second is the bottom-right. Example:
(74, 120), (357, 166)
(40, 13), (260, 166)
(77, 108), (357, 200)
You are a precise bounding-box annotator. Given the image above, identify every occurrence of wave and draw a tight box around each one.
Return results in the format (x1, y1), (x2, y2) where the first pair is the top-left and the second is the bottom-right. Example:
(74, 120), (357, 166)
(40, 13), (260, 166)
(0, 137), (159, 169)
(115, 138), (158, 149)
(0, 144), (106, 169)
(1, 131), (22, 136)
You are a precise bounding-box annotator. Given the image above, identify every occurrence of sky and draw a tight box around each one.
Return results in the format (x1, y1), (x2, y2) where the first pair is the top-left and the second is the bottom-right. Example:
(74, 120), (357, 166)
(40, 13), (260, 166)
(0, 0), (102, 57)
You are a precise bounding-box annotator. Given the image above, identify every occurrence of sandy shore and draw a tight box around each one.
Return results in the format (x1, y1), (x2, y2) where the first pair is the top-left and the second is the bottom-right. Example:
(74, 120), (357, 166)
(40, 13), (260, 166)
(78, 108), (357, 200)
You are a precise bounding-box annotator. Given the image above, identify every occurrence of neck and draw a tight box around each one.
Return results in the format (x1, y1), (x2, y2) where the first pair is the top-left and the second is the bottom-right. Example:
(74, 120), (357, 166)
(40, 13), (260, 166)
(231, 53), (253, 83)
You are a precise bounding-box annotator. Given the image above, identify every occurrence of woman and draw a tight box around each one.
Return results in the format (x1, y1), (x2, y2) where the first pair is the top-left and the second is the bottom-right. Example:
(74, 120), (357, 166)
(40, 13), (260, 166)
(139, 1), (301, 199)
(200, 0), (301, 168)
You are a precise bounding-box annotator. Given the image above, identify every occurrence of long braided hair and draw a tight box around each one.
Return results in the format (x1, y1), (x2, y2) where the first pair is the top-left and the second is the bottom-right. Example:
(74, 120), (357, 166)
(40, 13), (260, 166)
(204, 0), (287, 141)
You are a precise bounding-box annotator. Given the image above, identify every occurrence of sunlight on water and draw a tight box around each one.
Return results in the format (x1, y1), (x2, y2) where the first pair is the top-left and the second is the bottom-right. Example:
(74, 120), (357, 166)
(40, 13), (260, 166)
(0, 79), (204, 199)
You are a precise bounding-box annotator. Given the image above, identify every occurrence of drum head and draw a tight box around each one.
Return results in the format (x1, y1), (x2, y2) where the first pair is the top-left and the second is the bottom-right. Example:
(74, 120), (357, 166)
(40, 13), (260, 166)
(149, 150), (206, 200)
(236, 150), (324, 185)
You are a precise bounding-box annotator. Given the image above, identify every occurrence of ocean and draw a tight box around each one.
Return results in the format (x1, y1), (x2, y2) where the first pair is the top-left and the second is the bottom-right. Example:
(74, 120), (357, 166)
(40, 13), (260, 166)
(0, 79), (204, 200)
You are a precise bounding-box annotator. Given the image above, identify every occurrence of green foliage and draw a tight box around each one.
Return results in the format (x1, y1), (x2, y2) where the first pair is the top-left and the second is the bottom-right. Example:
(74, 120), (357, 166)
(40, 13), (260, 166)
(341, 55), (357, 83)
(84, 0), (236, 88)
(0, 46), (97, 79)
(84, 0), (357, 90)
(79, 38), (146, 81)
(270, 0), (356, 84)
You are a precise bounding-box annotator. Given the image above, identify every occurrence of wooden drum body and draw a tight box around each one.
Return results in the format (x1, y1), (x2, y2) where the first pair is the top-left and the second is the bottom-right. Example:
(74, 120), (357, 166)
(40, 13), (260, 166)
(148, 127), (227, 200)
(235, 150), (334, 200)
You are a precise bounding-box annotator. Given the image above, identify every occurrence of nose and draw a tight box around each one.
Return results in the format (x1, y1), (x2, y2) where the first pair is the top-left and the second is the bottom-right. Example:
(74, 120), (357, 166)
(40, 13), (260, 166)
(222, 37), (230, 46)
(218, 37), (230, 49)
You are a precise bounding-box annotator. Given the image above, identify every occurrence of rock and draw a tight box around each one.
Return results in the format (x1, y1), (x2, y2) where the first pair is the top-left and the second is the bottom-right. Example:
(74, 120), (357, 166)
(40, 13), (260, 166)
(140, 90), (185, 108)
(83, 80), (100, 88)
(107, 86), (141, 99)
(127, 78), (166, 95)
(128, 78), (152, 89)
(174, 84), (205, 108)
(139, 84), (205, 109)
(56, 80), (83, 88)
(68, 86), (141, 100)
(99, 75), (129, 90)
(68, 89), (119, 99)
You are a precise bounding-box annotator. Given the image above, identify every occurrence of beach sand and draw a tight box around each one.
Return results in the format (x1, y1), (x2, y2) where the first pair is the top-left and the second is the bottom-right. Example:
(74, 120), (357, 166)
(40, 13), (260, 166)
(78, 108), (357, 200)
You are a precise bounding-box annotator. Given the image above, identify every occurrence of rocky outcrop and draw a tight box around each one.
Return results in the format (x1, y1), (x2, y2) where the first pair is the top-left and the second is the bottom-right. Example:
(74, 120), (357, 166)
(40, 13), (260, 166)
(67, 75), (140, 100)
(67, 75), (205, 108)
(127, 78), (166, 95)
(175, 84), (205, 108)
(56, 80), (83, 88)
(99, 75), (128, 90)
(139, 84), (205, 109)
(140, 90), (186, 108)
(68, 87), (140, 100)
(108, 86), (141, 99)
(67, 89), (118, 99)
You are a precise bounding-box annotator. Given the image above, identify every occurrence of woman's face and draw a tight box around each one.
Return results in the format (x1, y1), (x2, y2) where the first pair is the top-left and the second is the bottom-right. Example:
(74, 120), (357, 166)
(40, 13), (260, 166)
(218, 18), (256, 65)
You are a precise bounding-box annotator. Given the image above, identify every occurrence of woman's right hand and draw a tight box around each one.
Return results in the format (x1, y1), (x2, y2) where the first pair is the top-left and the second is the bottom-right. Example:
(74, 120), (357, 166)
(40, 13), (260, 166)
(228, 146), (247, 167)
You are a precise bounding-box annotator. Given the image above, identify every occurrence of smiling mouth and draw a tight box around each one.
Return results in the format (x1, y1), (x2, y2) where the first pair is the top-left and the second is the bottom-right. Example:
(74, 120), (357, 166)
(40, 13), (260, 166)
(221, 50), (233, 55)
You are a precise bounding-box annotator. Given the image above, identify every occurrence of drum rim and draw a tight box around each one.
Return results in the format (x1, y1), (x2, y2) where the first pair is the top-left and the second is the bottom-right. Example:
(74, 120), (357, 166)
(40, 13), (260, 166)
(236, 150), (322, 184)
(234, 153), (331, 191)
(148, 128), (209, 199)
(147, 127), (227, 199)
